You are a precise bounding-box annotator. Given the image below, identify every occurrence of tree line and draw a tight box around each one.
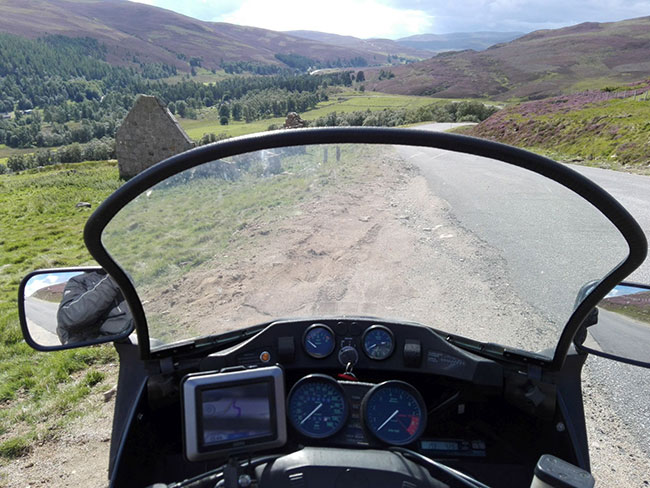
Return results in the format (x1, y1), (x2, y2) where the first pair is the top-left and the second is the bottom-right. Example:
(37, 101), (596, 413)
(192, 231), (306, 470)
(0, 32), (355, 152)
(274, 53), (368, 71)
(266, 101), (499, 130)
(199, 88), (328, 125)
(0, 138), (115, 174)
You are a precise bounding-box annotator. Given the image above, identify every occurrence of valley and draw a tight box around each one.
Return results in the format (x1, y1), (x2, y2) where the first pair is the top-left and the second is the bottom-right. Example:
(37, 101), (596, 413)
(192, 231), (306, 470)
(1, 1), (650, 486)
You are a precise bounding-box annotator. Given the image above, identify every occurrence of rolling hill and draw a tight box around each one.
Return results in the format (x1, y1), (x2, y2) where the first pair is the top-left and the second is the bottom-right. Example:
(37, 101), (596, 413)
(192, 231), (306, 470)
(0, 0), (393, 70)
(284, 30), (525, 62)
(285, 31), (430, 60)
(2, 0), (649, 102)
(365, 17), (650, 100)
(396, 31), (525, 53)
(463, 81), (650, 168)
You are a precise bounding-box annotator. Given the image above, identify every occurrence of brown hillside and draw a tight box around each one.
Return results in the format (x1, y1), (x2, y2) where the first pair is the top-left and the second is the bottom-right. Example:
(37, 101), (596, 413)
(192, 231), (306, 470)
(286, 30), (430, 60)
(367, 17), (650, 100)
(0, 0), (387, 69)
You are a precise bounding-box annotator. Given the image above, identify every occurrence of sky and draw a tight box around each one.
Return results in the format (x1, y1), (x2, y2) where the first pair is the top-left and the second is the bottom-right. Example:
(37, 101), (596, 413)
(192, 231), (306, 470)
(24, 272), (81, 297)
(128, 0), (650, 39)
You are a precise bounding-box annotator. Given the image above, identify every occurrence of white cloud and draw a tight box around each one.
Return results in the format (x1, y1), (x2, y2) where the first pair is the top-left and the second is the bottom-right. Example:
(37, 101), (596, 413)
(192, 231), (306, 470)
(128, 0), (650, 37)
(24, 272), (82, 297)
(25, 274), (60, 298)
(213, 0), (433, 38)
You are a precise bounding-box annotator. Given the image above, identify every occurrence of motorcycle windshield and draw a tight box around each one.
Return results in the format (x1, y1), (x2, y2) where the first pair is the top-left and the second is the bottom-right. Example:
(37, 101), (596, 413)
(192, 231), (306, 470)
(101, 143), (628, 357)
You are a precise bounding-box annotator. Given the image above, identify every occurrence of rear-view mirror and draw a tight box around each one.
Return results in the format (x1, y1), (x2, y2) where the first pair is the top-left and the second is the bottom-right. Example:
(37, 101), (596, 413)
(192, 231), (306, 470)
(19, 267), (134, 351)
(576, 282), (650, 367)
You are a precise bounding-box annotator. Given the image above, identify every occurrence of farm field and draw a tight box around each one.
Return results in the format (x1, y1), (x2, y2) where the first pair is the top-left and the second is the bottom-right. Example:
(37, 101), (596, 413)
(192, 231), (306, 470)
(178, 91), (458, 140)
(0, 145), (33, 160)
(163, 67), (233, 85)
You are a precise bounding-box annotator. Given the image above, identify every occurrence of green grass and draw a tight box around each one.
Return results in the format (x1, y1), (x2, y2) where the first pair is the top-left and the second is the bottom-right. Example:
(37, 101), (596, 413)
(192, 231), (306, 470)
(569, 77), (634, 93)
(469, 94), (650, 172)
(305, 91), (446, 117)
(180, 116), (282, 139)
(0, 146), (34, 159)
(179, 91), (456, 140)
(529, 98), (650, 168)
(164, 67), (232, 85)
(0, 161), (122, 460)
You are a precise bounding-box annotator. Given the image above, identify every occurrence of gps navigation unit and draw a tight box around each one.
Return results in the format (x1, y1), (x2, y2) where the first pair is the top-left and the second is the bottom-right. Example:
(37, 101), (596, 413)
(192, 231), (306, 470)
(182, 366), (286, 461)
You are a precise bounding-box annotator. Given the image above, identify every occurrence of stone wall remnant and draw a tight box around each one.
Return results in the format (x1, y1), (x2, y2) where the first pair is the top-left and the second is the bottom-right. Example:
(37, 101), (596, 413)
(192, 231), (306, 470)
(284, 112), (307, 129)
(116, 95), (195, 180)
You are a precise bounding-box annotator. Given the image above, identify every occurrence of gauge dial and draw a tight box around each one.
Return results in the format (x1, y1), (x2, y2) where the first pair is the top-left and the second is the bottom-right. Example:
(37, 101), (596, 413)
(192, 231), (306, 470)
(362, 325), (395, 360)
(287, 375), (348, 439)
(362, 381), (426, 446)
(303, 324), (335, 358)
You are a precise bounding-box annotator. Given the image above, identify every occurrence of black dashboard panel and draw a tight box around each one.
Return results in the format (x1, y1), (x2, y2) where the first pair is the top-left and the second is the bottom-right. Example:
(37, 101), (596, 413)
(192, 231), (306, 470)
(199, 318), (503, 387)
(185, 318), (541, 478)
(193, 319), (507, 455)
(123, 319), (572, 488)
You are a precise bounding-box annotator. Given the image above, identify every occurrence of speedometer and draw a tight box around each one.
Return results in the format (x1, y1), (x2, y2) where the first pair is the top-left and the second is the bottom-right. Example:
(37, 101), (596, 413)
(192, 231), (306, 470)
(362, 381), (426, 446)
(287, 375), (348, 439)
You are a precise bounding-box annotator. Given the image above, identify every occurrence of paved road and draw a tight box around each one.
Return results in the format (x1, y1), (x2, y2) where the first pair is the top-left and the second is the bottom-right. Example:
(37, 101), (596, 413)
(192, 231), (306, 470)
(24, 295), (61, 346)
(567, 164), (650, 284)
(395, 143), (627, 329)
(25, 296), (59, 332)
(411, 123), (650, 466)
(590, 308), (650, 362)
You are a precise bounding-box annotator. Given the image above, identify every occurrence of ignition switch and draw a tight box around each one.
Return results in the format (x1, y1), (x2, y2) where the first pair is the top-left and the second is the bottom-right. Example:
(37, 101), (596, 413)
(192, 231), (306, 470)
(338, 341), (359, 368)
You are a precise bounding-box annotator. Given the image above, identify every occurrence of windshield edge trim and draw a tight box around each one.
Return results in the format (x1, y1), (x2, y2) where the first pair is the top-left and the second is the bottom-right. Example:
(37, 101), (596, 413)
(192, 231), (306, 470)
(83, 128), (648, 368)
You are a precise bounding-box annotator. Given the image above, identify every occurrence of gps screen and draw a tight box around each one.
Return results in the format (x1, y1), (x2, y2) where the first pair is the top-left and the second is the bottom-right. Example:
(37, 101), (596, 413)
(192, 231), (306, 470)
(200, 382), (273, 447)
(183, 366), (286, 461)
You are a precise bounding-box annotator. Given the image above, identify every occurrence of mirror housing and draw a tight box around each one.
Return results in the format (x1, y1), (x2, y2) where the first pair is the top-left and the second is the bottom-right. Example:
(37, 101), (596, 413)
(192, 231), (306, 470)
(19, 267), (134, 351)
(575, 282), (650, 368)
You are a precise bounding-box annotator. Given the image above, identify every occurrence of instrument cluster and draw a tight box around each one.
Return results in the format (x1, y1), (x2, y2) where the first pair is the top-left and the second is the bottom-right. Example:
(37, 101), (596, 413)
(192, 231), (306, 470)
(303, 323), (395, 362)
(287, 374), (427, 447)
(196, 318), (502, 458)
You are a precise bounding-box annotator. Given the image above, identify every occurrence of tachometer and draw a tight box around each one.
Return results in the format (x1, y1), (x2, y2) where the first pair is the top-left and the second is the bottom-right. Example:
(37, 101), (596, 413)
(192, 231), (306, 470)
(362, 381), (426, 446)
(362, 325), (394, 360)
(287, 375), (348, 439)
(303, 324), (335, 359)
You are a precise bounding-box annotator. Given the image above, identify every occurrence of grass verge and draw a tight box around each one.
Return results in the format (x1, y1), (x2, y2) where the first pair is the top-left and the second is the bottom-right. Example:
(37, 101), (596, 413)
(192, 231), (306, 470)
(0, 161), (122, 462)
(465, 88), (650, 173)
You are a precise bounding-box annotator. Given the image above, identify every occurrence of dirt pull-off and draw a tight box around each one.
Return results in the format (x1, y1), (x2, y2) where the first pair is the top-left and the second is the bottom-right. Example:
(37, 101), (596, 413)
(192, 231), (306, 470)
(151, 149), (551, 352)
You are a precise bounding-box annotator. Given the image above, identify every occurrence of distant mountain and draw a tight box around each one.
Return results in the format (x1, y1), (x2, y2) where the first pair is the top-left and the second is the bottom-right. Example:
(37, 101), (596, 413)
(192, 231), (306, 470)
(0, 0), (391, 70)
(367, 17), (650, 100)
(397, 32), (525, 52)
(285, 30), (431, 61)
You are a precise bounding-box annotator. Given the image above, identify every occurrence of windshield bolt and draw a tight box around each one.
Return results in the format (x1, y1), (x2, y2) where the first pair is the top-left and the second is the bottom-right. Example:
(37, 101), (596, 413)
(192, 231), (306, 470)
(238, 474), (252, 487)
(556, 422), (566, 433)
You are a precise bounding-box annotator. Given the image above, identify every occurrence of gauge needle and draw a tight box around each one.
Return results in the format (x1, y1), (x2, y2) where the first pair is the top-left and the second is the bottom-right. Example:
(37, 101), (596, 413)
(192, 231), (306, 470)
(377, 409), (399, 431)
(307, 340), (317, 348)
(301, 403), (323, 424)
